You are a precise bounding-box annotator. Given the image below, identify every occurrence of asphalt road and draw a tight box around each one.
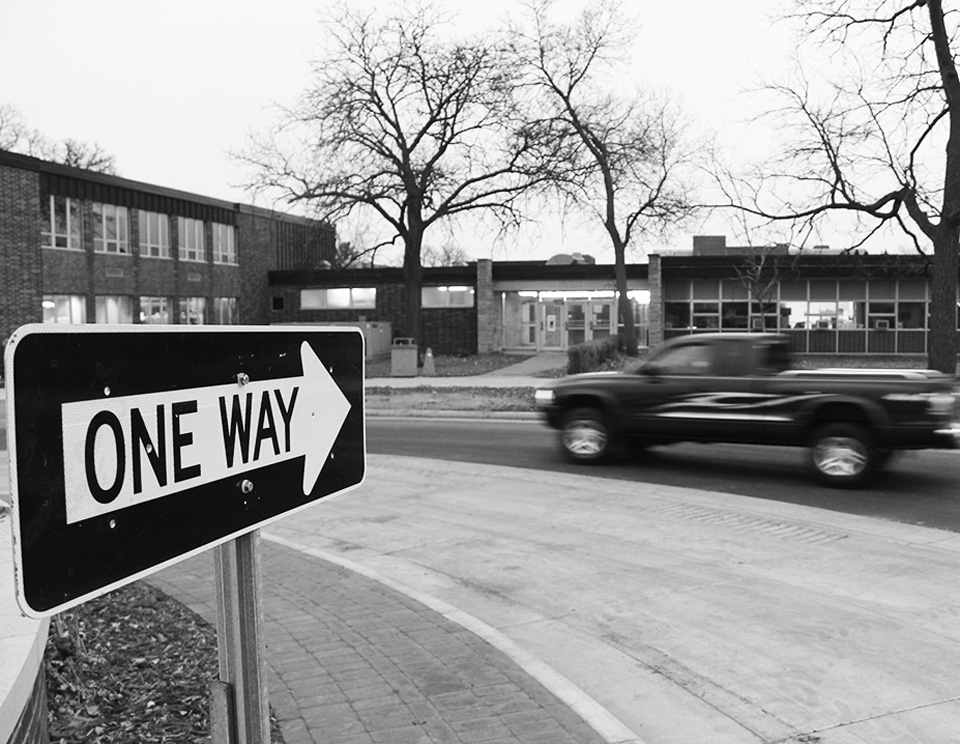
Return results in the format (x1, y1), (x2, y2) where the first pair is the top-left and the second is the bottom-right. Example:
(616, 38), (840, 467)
(367, 416), (960, 532)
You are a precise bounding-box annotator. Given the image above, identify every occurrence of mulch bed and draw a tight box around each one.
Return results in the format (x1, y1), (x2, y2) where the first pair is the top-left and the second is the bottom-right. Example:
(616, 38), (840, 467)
(44, 581), (284, 744)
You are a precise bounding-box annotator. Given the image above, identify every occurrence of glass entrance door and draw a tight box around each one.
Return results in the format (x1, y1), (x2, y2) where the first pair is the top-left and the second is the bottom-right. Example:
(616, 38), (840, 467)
(566, 302), (587, 346)
(521, 302), (538, 348)
(590, 301), (614, 339)
(542, 302), (563, 348)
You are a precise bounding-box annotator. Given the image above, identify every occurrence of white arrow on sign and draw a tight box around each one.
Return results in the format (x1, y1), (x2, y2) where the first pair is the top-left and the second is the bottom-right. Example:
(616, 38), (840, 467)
(61, 341), (351, 524)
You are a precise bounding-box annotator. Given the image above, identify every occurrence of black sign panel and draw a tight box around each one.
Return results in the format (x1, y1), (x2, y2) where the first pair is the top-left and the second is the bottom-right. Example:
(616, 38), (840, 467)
(4, 324), (365, 617)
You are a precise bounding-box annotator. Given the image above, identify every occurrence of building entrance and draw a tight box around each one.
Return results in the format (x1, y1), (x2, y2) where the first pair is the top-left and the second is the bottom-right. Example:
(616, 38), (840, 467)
(519, 298), (616, 351)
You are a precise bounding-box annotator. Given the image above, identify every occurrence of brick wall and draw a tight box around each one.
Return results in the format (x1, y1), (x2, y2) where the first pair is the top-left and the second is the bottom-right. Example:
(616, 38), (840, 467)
(270, 279), (479, 356)
(648, 254), (663, 348)
(238, 210), (278, 325)
(475, 258), (499, 352)
(0, 164), (42, 342)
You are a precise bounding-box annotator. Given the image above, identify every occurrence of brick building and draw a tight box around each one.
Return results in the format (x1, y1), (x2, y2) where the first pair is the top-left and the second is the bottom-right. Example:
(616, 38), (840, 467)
(0, 149), (334, 345)
(3, 150), (956, 359)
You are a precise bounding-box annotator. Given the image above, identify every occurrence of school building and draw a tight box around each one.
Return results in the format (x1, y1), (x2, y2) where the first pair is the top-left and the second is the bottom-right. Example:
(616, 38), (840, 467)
(1, 149), (953, 359)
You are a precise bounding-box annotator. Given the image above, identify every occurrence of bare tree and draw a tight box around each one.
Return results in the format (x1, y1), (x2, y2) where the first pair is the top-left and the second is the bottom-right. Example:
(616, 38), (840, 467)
(715, 0), (960, 373)
(0, 103), (25, 150)
(423, 242), (469, 267)
(0, 103), (117, 174)
(239, 3), (556, 347)
(509, 0), (699, 355)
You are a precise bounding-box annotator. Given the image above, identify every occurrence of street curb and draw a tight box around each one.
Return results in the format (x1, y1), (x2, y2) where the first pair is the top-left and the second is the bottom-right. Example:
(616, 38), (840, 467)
(365, 408), (539, 420)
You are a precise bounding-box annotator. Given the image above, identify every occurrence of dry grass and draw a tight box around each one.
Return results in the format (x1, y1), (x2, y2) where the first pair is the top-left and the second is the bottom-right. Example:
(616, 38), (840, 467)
(365, 351), (541, 378)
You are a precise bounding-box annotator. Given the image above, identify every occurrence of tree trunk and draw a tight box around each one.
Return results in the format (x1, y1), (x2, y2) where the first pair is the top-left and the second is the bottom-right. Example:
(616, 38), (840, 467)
(928, 229), (959, 375)
(402, 230), (424, 353)
(613, 245), (638, 356)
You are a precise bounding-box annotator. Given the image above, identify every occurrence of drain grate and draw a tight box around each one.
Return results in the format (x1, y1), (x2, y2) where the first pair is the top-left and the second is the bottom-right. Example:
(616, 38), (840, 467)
(648, 502), (848, 545)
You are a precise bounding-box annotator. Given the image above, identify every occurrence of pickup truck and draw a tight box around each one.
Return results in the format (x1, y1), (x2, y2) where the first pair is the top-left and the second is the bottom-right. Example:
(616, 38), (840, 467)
(534, 333), (960, 487)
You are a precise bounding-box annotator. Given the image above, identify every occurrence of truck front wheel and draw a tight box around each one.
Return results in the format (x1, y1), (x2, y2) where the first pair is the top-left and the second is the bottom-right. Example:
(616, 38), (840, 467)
(809, 423), (875, 488)
(560, 408), (613, 464)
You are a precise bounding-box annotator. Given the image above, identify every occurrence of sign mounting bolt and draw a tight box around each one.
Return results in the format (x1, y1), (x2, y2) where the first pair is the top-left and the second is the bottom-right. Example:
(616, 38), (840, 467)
(239, 479), (255, 495)
(236, 373), (250, 387)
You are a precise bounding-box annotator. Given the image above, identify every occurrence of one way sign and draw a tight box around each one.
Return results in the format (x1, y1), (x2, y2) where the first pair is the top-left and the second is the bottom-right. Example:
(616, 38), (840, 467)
(4, 324), (366, 617)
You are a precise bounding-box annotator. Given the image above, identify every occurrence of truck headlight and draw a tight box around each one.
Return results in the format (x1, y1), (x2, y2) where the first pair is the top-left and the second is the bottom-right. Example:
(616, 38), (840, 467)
(926, 392), (958, 417)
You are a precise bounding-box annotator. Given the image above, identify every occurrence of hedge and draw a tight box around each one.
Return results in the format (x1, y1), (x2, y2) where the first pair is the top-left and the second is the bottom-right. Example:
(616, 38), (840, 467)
(566, 335), (624, 374)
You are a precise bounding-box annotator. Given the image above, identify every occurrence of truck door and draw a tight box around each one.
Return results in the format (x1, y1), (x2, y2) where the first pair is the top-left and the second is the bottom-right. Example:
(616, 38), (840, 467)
(621, 338), (768, 443)
(694, 339), (771, 443)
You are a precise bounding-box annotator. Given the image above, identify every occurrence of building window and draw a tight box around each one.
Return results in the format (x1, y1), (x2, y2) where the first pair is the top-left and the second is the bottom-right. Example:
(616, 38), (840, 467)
(138, 211), (170, 258)
(272, 296), (285, 311)
(300, 287), (376, 309)
(178, 217), (205, 262)
(139, 296), (170, 324)
(422, 286), (475, 308)
(213, 223), (237, 264)
(213, 297), (238, 324)
(42, 294), (86, 324)
(692, 302), (720, 329)
(41, 195), (82, 250)
(93, 203), (130, 254)
(179, 296), (206, 324)
(95, 295), (134, 323)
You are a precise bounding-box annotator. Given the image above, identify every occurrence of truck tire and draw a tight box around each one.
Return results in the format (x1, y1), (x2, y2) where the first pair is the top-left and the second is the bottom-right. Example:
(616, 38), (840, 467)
(809, 423), (875, 488)
(560, 408), (612, 464)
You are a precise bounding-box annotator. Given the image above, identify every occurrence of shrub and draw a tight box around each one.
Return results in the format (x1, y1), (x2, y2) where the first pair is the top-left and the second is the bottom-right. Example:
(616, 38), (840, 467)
(567, 335), (623, 374)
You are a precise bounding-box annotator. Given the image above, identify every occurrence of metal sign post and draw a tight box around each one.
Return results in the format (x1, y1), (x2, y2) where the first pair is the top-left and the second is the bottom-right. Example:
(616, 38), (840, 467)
(211, 531), (269, 744)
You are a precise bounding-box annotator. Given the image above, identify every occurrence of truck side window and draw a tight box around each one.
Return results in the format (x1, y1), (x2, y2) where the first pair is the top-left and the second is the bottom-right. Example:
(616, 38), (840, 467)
(653, 343), (713, 376)
(756, 342), (791, 373)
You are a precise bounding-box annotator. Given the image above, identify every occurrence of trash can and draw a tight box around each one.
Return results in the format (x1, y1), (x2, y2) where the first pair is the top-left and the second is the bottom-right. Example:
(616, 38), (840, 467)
(391, 338), (418, 377)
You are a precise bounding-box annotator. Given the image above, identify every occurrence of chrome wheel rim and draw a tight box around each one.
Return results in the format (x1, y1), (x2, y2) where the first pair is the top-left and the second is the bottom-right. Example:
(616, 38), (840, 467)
(563, 420), (607, 457)
(813, 436), (868, 477)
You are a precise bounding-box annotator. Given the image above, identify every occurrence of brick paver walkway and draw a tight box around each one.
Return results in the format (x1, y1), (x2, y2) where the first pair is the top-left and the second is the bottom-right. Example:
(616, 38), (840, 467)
(150, 540), (609, 744)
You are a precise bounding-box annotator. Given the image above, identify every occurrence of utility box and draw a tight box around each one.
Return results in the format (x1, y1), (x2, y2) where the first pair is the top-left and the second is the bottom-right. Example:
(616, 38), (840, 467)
(391, 338), (418, 377)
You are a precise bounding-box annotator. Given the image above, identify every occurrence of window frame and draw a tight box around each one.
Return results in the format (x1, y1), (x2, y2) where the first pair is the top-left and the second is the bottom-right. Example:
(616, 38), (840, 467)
(93, 203), (131, 254)
(41, 195), (83, 250)
(178, 217), (206, 263)
(95, 295), (134, 323)
(212, 223), (237, 265)
(421, 286), (475, 308)
(138, 211), (171, 259)
(179, 296), (206, 325)
(42, 294), (87, 324)
(139, 296), (170, 324)
(213, 296), (238, 324)
(300, 287), (377, 310)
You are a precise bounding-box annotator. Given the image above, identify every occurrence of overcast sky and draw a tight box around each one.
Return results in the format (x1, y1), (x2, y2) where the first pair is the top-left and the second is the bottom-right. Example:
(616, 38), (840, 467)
(0, 0), (790, 262)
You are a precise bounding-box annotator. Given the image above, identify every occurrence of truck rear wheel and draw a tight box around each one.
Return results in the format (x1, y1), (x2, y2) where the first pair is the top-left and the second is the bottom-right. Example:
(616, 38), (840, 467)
(809, 423), (875, 488)
(560, 408), (613, 464)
